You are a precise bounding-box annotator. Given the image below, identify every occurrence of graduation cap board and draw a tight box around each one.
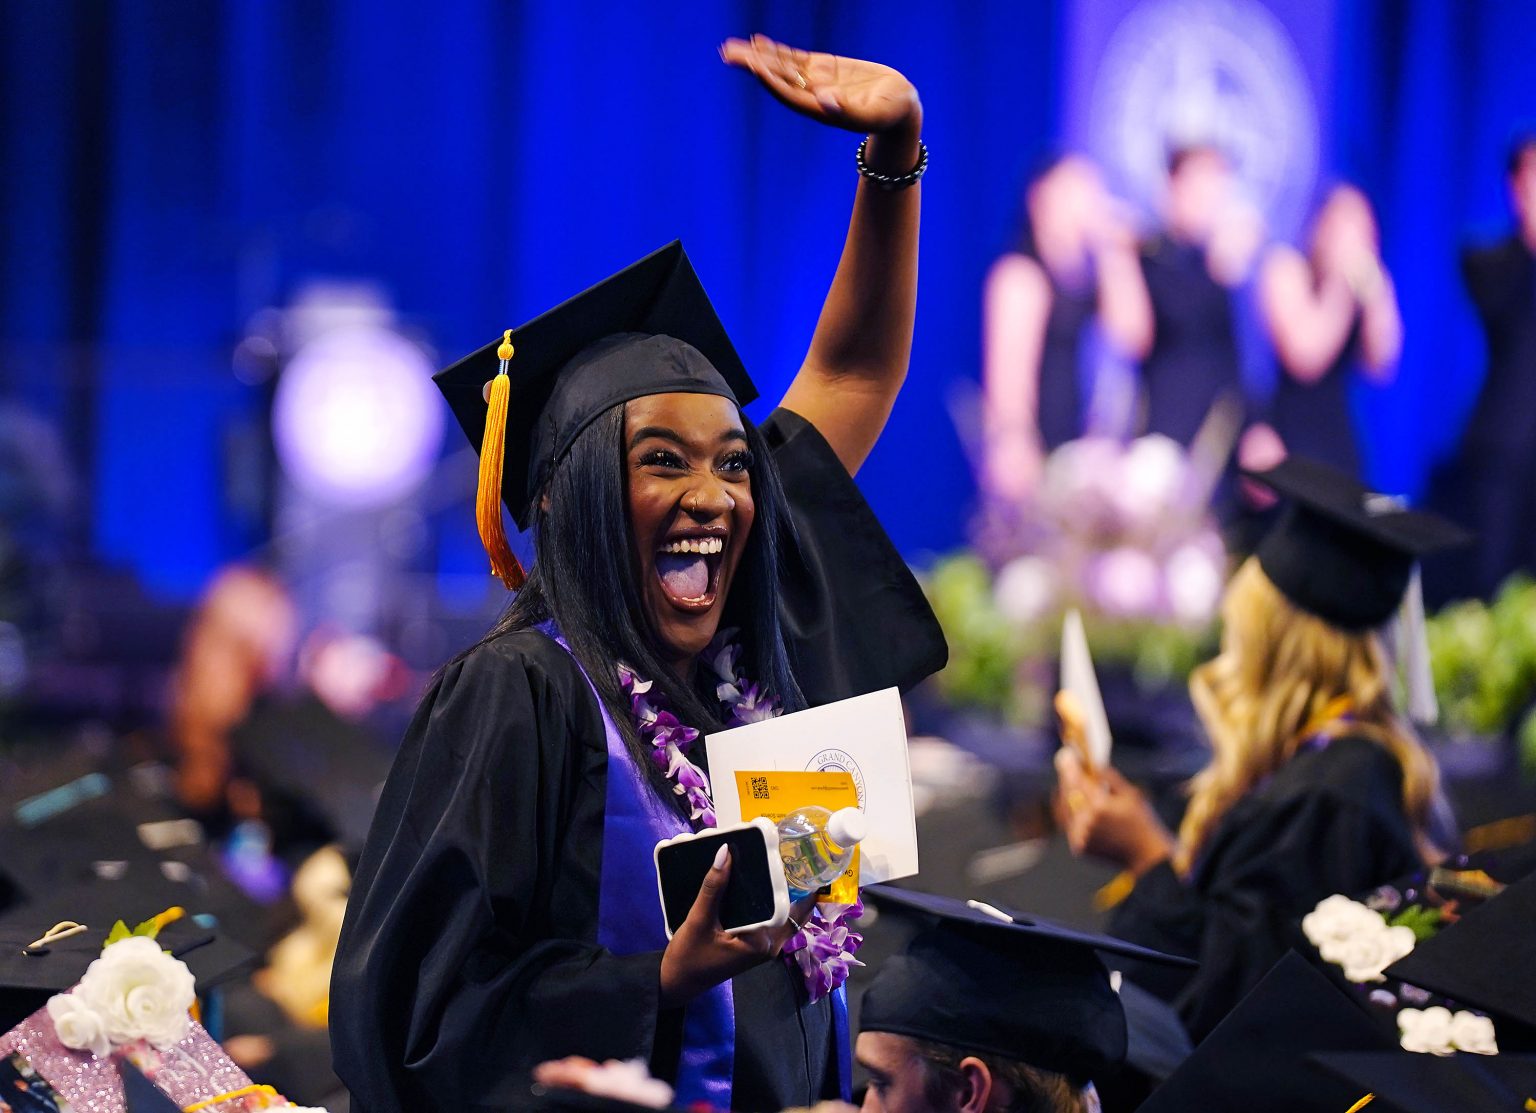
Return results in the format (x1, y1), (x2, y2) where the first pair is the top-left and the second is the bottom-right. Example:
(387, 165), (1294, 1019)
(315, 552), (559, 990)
(1246, 456), (1472, 631)
(1059, 609), (1112, 772)
(1310, 1050), (1536, 1113)
(859, 887), (1194, 1085)
(435, 240), (759, 594)
(1137, 951), (1400, 1112)
(1385, 871), (1536, 1038)
(0, 910), (255, 1030)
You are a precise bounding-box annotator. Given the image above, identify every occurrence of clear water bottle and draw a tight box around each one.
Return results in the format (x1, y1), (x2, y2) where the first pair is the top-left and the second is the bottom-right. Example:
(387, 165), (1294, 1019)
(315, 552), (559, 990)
(778, 806), (868, 901)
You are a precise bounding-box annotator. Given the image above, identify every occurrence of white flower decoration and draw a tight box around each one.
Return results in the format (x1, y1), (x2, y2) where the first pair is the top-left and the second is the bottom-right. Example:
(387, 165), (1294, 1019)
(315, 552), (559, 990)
(1448, 1010), (1499, 1055)
(1339, 924), (1417, 984)
(46, 992), (111, 1058)
(74, 936), (196, 1051)
(1302, 895), (1417, 983)
(1303, 894), (1384, 950)
(1399, 1006), (1456, 1055)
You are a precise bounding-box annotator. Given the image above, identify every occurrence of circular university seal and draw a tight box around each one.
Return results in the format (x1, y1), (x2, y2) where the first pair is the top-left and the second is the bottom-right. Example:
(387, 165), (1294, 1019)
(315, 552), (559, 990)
(805, 748), (867, 809)
(1087, 0), (1320, 240)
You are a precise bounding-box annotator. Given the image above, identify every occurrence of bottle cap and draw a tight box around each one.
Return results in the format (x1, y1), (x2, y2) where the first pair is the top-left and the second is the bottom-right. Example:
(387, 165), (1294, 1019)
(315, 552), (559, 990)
(827, 807), (867, 848)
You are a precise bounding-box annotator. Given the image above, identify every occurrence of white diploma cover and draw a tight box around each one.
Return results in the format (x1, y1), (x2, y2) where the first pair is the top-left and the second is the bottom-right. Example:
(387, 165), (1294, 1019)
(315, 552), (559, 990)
(704, 686), (919, 884)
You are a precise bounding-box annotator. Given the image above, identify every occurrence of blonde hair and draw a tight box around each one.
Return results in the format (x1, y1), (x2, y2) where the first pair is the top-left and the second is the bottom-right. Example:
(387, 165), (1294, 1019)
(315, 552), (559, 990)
(1175, 557), (1441, 874)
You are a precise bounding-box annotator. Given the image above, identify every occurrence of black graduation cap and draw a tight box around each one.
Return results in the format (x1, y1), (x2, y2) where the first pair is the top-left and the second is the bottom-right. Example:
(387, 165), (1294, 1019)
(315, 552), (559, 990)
(1246, 456), (1472, 630)
(0, 908), (255, 1030)
(1384, 871), (1536, 1042)
(1310, 1050), (1536, 1113)
(1137, 951), (1399, 1111)
(435, 241), (758, 531)
(859, 887), (1195, 1084)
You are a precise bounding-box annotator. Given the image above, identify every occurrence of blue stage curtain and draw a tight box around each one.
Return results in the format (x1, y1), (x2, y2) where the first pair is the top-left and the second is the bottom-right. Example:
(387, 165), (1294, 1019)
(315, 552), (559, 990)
(0, 0), (1061, 595)
(1337, 0), (1536, 497)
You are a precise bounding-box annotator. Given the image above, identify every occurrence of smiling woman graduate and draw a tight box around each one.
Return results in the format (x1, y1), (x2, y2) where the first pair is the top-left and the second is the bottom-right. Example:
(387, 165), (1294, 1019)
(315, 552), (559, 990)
(328, 36), (944, 1113)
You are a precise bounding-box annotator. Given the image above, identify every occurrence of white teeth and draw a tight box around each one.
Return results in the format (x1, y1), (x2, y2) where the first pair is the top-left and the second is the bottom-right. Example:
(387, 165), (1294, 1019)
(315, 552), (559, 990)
(660, 537), (724, 555)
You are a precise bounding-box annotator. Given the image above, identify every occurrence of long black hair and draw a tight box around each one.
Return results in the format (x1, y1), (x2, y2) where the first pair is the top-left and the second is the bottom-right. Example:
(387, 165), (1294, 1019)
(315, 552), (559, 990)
(481, 400), (806, 814)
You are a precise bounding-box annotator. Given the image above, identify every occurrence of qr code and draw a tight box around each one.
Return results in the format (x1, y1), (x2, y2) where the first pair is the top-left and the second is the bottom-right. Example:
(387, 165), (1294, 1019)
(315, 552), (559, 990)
(750, 776), (770, 801)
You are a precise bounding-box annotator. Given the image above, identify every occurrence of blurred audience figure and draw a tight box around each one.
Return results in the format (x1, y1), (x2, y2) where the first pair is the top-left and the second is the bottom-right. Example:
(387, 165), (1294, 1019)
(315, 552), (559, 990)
(167, 566), (298, 840)
(1137, 145), (1264, 452)
(983, 155), (1153, 501)
(1427, 133), (1536, 603)
(1255, 184), (1402, 479)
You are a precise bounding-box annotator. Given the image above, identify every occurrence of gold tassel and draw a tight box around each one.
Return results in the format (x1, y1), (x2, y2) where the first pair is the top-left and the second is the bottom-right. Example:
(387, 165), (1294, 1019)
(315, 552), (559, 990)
(476, 330), (526, 591)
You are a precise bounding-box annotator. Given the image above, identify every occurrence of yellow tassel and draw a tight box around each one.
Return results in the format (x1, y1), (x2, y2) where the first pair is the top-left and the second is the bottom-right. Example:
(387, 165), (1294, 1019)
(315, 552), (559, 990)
(476, 330), (526, 591)
(1343, 1095), (1375, 1113)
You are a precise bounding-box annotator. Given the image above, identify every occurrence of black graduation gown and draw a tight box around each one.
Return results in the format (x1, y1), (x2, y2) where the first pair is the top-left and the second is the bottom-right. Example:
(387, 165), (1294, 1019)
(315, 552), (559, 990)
(330, 408), (947, 1113)
(1424, 236), (1536, 602)
(1108, 737), (1422, 1041)
(1137, 236), (1244, 448)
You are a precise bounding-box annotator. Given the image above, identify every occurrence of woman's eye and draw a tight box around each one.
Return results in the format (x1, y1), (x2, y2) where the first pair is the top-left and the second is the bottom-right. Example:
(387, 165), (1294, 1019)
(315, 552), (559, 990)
(639, 449), (687, 470)
(719, 450), (755, 474)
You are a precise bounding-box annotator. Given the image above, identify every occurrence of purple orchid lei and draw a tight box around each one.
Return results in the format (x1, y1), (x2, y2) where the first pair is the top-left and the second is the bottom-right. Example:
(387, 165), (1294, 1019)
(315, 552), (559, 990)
(617, 628), (864, 1003)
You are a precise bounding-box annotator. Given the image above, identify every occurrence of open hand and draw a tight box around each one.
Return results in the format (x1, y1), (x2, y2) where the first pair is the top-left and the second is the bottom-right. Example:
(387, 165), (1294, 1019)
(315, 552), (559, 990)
(1054, 748), (1176, 876)
(721, 34), (920, 138)
(659, 847), (817, 1007)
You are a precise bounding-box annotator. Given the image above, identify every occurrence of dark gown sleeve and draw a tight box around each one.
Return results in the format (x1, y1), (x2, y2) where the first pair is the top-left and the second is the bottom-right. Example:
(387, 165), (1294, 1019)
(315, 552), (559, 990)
(329, 631), (664, 1113)
(1461, 242), (1517, 329)
(759, 406), (948, 705)
(1110, 740), (1422, 1040)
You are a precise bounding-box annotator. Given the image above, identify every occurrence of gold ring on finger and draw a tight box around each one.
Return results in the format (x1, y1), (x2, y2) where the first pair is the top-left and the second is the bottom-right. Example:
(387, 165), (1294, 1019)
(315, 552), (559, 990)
(1067, 790), (1088, 811)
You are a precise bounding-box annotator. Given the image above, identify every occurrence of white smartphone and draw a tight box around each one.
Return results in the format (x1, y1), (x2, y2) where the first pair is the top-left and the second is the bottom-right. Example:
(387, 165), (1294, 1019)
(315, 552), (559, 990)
(653, 818), (790, 939)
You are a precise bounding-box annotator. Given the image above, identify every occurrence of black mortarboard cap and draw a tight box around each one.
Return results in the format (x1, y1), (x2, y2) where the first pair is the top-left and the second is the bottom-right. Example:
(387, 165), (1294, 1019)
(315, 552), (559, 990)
(1137, 951), (1399, 1111)
(1247, 456), (1472, 630)
(435, 241), (757, 530)
(1385, 871), (1536, 1038)
(860, 887), (1194, 1083)
(1310, 1050), (1536, 1113)
(0, 904), (255, 1029)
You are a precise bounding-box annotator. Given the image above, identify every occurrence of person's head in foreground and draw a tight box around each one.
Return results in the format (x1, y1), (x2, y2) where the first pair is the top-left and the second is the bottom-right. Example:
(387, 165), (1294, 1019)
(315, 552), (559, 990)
(1176, 456), (1470, 871)
(855, 890), (1194, 1113)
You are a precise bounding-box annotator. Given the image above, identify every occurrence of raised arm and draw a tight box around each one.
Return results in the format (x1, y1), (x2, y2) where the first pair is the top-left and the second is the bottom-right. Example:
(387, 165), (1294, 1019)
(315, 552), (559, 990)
(982, 253), (1051, 500)
(1354, 265), (1402, 383)
(1258, 244), (1360, 384)
(722, 35), (922, 476)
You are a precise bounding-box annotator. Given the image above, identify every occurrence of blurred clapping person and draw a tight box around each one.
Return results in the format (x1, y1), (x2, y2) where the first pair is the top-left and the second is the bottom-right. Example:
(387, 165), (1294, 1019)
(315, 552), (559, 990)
(1430, 133), (1536, 600)
(983, 155), (1153, 501)
(1255, 184), (1402, 479)
(1138, 145), (1264, 453)
(1054, 457), (1467, 1040)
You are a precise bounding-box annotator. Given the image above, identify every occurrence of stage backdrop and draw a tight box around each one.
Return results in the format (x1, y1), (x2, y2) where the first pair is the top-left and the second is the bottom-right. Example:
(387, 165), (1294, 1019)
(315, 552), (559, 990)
(1, 1), (1534, 602)
(0, 0), (1060, 597)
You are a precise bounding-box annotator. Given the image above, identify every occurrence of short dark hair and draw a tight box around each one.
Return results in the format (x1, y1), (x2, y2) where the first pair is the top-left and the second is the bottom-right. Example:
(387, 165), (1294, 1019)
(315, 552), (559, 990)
(1507, 132), (1536, 178)
(909, 1038), (1097, 1113)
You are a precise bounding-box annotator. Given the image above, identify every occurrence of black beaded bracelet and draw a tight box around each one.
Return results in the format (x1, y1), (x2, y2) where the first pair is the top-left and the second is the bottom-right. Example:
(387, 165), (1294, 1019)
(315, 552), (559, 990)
(855, 137), (929, 191)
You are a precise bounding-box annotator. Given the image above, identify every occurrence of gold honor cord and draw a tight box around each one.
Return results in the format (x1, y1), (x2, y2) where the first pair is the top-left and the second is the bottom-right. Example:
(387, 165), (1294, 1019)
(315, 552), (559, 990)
(182, 1084), (278, 1112)
(1343, 1095), (1375, 1113)
(476, 329), (526, 590)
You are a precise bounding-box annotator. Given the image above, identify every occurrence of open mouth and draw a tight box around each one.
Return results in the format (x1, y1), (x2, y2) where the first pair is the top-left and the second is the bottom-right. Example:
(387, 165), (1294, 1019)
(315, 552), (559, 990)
(654, 533), (727, 612)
